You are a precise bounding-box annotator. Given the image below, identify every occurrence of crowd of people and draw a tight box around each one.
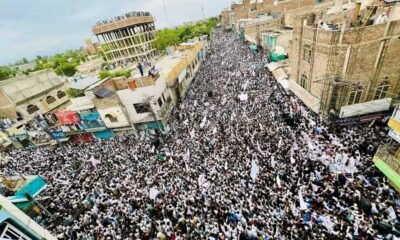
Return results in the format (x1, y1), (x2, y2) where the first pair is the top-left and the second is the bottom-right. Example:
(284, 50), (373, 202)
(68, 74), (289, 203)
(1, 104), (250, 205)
(1, 28), (400, 239)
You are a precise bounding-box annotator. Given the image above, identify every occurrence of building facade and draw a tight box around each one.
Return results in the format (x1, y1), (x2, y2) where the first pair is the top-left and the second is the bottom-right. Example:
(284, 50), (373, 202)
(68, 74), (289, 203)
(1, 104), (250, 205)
(92, 11), (158, 66)
(0, 175), (56, 239)
(0, 69), (69, 148)
(290, 11), (400, 121)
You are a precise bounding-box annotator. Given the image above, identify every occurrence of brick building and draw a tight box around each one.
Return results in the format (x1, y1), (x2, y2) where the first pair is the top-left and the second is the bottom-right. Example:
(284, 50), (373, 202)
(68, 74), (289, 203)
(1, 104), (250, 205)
(290, 10), (400, 121)
(221, 0), (323, 29)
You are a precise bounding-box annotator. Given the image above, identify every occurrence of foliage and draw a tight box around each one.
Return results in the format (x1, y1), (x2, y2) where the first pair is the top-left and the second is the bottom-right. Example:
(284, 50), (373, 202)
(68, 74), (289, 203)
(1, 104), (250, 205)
(99, 71), (113, 80)
(55, 63), (77, 77)
(0, 66), (16, 81)
(28, 49), (88, 77)
(99, 70), (132, 80)
(153, 17), (219, 51)
(66, 88), (84, 98)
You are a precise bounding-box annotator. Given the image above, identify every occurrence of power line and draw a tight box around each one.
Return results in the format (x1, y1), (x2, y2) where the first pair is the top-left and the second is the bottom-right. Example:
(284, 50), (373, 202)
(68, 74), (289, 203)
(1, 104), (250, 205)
(162, 0), (170, 27)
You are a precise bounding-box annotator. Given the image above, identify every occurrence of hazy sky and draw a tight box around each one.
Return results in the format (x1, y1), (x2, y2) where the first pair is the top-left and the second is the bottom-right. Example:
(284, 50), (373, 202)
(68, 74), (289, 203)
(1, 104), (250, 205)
(0, 0), (232, 65)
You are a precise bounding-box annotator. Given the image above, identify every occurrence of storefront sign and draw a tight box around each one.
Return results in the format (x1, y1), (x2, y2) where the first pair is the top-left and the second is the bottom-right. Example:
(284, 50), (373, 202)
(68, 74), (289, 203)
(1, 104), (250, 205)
(49, 131), (66, 139)
(389, 129), (400, 143)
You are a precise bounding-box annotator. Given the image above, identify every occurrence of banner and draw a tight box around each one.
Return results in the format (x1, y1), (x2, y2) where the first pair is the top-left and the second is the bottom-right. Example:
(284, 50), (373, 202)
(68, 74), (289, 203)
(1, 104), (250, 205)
(56, 111), (80, 125)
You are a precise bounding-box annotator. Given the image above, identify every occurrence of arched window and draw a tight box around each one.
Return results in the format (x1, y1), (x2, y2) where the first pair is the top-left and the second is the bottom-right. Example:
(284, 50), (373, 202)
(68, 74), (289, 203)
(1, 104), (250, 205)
(374, 81), (390, 100)
(57, 91), (66, 99)
(105, 114), (118, 123)
(300, 74), (308, 89)
(27, 105), (39, 114)
(348, 86), (363, 105)
(46, 96), (56, 105)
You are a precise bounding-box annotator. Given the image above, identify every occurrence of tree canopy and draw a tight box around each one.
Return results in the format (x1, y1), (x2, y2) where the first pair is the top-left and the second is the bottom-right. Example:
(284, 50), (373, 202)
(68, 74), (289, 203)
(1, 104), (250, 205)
(153, 17), (219, 52)
(0, 66), (17, 81)
(99, 70), (132, 80)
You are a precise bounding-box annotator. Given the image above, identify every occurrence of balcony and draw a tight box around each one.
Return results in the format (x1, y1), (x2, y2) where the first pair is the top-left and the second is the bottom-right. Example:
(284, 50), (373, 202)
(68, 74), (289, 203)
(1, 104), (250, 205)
(373, 145), (400, 190)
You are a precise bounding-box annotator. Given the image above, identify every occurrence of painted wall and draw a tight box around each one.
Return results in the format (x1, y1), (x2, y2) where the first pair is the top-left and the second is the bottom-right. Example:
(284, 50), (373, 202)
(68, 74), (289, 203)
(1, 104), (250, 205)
(97, 106), (130, 128)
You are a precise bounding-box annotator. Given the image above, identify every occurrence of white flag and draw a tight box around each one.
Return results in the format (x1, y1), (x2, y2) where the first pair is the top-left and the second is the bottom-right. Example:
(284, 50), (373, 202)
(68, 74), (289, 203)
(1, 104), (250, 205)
(298, 188), (308, 210)
(90, 156), (101, 168)
(388, 206), (397, 220)
(149, 187), (159, 200)
(256, 141), (265, 157)
(276, 174), (282, 188)
(250, 160), (259, 181)
(190, 129), (195, 139)
(183, 149), (190, 161)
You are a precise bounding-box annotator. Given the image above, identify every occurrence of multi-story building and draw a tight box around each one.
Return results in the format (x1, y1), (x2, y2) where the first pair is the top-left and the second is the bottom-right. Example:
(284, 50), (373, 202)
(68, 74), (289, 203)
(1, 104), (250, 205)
(90, 40), (206, 131)
(84, 38), (97, 55)
(0, 69), (69, 147)
(0, 175), (56, 239)
(221, 0), (325, 29)
(290, 4), (400, 122)
(92, 11), (158, 66)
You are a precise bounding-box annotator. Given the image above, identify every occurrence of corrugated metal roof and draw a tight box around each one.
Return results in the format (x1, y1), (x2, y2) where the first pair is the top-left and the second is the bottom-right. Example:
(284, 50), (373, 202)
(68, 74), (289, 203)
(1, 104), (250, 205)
(70, 76), (100, 90)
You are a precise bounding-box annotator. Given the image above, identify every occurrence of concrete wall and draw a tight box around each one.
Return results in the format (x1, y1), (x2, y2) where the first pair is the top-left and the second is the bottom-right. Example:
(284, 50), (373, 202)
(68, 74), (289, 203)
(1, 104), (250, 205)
(97, 106), (130, 128)
(117, 72), (167, 124)
(15, 85), (69, 121)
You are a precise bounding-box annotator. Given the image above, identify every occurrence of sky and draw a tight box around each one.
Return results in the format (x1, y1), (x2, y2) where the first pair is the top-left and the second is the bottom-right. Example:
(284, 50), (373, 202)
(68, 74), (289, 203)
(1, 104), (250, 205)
(0, 0), (232, 65)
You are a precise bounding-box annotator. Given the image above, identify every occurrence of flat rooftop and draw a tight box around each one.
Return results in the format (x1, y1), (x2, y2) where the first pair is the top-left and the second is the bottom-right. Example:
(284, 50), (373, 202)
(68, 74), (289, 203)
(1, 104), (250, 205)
(92, 11), (154, 35)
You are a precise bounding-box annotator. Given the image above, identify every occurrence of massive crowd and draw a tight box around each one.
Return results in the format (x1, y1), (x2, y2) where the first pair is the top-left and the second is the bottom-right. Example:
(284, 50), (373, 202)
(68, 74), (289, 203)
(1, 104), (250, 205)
(1, 29), (400, 239)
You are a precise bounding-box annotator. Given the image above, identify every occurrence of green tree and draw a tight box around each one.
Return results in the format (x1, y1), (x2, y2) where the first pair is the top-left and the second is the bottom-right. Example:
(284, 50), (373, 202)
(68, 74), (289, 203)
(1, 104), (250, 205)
(153, 17), (219, 51)
(55, 63), (77, 77)
(99, 71), (113, 80)
(66, 88), (83, 98)
(99, 70), (131, 80)
(0, 66), (16, 81)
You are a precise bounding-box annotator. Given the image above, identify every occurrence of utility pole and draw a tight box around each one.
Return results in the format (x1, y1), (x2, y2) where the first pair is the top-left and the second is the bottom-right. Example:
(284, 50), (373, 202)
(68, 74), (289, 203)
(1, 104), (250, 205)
(202, 5), (205, 21)
(162, 0), (170, 27)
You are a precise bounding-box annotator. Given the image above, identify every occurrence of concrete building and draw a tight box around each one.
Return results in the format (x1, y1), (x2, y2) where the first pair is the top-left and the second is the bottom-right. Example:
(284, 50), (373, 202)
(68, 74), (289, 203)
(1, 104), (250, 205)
(82, 40), (207, 132)
(92, 11), (158, 66)
(84, 38), (97, 55)
(0, 69), (69, 147)
(290, 5), (400, 121)
(0, 195), (56, 239)
(0, 175), (56, 239)
(0, 69), (68, 121)
(221, 0), (326, 29)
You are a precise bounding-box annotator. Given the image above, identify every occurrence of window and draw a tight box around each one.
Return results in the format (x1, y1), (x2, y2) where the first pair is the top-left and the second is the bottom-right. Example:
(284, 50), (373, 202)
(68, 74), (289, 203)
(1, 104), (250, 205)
(134, 103), (150, 114)
(57, 91), (66, 99)
(303, 44), (311, 63)
(300, 74), (308, 89)
(158, 97), (163, 107)
(46, 95), (56, 104)
(26, 105), (39, 114)
(105, 114), (118, 123)
(0, 222), (31, 240)
(348, 86), (363, 105)
(374, 82), (390, 100)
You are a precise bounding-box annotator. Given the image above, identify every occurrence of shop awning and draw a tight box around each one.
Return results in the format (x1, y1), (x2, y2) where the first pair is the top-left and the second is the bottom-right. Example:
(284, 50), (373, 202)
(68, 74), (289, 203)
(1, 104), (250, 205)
(249, 45), (257, 51)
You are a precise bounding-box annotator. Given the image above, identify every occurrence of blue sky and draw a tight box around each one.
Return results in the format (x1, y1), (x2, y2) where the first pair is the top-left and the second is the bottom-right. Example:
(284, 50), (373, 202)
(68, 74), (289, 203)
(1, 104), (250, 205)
(0, 0), (231, 65)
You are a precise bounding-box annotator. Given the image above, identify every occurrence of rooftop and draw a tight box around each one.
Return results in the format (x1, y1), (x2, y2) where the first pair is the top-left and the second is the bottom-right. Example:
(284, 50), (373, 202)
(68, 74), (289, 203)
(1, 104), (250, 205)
(70, 76), (101, 90)
(0, 69), (64, 105)
(92, 11), (154, 35)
